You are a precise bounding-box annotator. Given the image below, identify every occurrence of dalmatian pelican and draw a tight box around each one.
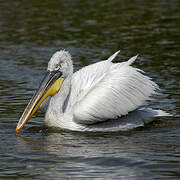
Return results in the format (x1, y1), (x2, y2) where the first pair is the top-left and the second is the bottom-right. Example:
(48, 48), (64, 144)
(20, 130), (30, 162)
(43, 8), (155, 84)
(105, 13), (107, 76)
(16, 50), (169, 133)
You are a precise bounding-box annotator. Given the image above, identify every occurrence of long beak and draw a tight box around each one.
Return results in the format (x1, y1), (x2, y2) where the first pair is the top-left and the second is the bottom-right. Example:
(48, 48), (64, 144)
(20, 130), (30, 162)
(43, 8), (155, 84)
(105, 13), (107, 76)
(16, 70), (64, 133)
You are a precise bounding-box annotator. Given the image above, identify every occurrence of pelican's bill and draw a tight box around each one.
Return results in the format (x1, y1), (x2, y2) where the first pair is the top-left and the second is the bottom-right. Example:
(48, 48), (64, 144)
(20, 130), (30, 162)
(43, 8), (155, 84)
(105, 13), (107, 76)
(16, 70), (64, 133)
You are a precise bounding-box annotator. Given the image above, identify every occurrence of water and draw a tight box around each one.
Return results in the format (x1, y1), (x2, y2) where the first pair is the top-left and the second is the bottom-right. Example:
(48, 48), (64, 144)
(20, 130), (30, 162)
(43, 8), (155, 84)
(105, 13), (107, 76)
(0, 0), (179, 179)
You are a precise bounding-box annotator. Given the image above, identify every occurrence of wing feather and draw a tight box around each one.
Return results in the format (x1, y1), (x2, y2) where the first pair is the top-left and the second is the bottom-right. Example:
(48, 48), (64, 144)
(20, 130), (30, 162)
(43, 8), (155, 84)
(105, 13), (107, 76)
(68, 53), (158, 125)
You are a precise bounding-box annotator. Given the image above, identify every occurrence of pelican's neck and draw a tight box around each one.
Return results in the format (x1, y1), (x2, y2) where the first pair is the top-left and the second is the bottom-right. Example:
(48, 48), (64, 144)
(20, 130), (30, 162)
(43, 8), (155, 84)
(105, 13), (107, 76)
(45, 74), (72, 127)
(51, 75), (72, 114)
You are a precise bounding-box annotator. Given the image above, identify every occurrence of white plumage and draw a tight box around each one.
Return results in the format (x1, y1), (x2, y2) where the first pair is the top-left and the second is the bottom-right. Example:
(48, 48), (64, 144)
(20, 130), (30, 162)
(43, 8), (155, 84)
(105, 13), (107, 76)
(40, 50), (169, 132)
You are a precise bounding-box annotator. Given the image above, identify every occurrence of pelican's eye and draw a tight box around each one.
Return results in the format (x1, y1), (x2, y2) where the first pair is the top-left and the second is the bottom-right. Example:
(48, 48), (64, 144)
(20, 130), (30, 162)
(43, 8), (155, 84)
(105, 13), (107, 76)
(54, 64), (61, 71)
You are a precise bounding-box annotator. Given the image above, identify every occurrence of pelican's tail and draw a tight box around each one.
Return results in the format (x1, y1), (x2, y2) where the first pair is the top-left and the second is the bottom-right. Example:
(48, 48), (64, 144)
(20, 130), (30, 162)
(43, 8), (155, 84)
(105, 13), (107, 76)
(138, 108), (172, 124)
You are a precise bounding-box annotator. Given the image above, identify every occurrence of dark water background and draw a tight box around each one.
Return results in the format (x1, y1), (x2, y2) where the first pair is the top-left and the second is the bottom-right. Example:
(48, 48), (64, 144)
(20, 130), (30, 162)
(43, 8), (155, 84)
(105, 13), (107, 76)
(0, 0), (179, 179)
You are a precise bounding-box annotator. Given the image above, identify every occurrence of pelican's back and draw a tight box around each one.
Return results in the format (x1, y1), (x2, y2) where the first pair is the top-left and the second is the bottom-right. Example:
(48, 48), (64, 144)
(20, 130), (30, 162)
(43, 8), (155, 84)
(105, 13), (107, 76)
(67, 52), (158, 125)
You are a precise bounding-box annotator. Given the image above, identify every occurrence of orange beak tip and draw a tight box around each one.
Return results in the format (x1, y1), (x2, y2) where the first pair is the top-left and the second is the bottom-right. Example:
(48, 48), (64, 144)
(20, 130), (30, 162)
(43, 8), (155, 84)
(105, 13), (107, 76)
(16, 128), (20, 133)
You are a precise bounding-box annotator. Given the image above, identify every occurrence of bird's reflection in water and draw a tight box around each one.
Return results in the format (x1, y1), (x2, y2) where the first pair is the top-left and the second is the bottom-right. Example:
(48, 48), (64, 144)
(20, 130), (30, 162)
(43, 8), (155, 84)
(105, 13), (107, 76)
(15, 129), (149, 178)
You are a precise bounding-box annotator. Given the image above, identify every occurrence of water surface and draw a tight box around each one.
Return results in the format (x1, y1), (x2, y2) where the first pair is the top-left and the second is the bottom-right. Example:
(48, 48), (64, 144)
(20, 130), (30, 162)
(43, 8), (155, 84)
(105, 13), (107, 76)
(0, 0), (179, 179)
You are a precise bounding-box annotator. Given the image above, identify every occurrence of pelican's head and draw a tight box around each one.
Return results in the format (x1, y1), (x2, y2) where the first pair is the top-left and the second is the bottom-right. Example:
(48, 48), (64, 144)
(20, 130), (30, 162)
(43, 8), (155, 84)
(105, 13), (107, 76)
(16, 50), (72, 133)
(48, 50), (73, 78)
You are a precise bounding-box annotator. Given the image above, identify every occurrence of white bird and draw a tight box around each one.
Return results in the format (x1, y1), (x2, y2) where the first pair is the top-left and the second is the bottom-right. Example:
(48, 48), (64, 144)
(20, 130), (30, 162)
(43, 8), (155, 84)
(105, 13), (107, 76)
(16, 50), (169, 133)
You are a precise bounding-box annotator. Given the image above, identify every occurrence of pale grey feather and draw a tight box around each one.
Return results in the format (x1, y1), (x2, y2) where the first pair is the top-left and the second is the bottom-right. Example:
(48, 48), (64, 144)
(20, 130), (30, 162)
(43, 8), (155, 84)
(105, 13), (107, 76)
(70, 55), (158, 125)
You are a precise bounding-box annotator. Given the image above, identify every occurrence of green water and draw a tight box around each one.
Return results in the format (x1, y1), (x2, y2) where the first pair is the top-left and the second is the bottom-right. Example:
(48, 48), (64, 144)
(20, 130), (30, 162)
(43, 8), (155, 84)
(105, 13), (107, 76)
(0, 0), (179, 179)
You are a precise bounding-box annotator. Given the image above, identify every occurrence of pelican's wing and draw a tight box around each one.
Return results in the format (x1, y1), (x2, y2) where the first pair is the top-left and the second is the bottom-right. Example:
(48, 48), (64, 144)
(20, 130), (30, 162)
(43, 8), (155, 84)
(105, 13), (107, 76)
(68, 52), (158, 125)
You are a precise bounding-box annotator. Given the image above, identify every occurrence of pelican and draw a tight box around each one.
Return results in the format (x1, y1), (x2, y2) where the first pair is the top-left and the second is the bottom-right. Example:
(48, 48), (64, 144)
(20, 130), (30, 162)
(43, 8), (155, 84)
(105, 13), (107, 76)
(16, 50), (169, 133)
